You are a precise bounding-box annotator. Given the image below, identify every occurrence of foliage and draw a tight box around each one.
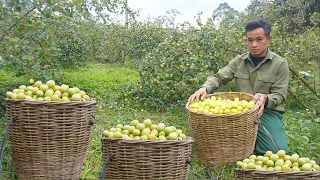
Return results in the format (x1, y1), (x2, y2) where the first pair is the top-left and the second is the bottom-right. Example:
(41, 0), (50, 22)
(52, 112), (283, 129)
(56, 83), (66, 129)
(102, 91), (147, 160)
(284, 110), (320, 162)
(0, 69), (28, 117)
(0, 0), (123, 80)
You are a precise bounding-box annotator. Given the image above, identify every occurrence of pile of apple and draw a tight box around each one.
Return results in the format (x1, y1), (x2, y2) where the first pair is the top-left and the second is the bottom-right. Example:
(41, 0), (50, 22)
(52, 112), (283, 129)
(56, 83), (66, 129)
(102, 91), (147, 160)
(236, 150), (320, 172)
(188, 96), (256, 115)
(102, 119), (187, 140)
(5, 79), (90, 102)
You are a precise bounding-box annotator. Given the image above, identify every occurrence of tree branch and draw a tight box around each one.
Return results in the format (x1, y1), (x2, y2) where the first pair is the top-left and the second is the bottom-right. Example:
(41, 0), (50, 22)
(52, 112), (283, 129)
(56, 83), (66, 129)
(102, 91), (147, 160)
(289, 66), (319, 99)
(287, 88), (311, 110)
(0, 6), (37, 41)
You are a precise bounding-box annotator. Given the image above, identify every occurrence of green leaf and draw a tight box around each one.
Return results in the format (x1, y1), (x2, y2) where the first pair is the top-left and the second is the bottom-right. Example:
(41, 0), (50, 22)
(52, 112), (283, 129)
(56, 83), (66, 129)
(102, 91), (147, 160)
(21, 55), (31, 61)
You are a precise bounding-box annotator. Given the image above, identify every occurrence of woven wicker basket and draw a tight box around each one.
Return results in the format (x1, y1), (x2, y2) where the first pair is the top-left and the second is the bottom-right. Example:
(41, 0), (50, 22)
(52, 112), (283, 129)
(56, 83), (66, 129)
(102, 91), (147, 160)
(5, 98), (97, 180)
(101, 137), (194, 180)
(186, 92), (259, 167)
(236, 168), (320, 179)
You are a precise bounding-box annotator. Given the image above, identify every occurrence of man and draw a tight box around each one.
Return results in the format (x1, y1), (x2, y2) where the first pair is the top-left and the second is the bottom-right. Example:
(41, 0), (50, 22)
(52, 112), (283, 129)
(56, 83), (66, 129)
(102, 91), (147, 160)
(188, 19), (289, 155)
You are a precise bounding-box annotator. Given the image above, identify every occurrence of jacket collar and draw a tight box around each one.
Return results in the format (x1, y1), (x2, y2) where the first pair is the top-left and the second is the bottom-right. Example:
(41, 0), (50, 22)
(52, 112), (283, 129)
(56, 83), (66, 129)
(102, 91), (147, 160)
(242, 48), (273, 61)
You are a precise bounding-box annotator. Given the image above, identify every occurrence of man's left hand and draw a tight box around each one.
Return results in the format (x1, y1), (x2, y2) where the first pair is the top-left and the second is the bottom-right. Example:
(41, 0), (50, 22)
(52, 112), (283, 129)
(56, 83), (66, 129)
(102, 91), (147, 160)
(254, 93), (268, 117)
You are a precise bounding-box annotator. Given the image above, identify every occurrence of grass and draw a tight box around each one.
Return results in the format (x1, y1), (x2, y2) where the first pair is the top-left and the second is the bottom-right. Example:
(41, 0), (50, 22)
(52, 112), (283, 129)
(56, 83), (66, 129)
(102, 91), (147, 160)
(0, 62), (319, 179)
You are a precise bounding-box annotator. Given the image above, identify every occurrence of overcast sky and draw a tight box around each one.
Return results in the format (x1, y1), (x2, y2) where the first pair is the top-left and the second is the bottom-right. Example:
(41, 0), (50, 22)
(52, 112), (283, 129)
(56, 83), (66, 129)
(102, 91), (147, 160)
(127, 0), (252, 26)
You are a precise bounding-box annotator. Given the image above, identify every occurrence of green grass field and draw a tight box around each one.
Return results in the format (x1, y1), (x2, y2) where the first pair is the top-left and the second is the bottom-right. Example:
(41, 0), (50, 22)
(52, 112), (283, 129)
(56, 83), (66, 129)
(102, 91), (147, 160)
(0, 62), (319, 179)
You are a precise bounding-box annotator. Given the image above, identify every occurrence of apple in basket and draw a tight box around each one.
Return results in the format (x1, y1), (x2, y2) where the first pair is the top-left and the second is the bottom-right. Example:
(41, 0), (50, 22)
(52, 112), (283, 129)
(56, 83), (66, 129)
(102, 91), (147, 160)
(188, 96), (256, 115)
(102, 119), (187, 141)
(236, 150), (320, 171)
(5, 79), (91, 101)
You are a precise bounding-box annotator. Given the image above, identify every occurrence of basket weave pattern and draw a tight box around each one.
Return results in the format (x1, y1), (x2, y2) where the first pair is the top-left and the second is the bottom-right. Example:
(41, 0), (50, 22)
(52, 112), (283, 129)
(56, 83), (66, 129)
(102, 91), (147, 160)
(186, 92), (259, 167)
(236, 168), (320, 179)
(5, 98), (97, 180)
(102, 137), (194, 180)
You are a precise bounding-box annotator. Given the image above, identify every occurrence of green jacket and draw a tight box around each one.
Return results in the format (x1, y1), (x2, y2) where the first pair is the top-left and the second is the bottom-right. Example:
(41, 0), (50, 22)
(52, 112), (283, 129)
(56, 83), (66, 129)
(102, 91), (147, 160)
(202, 49), (289, 112)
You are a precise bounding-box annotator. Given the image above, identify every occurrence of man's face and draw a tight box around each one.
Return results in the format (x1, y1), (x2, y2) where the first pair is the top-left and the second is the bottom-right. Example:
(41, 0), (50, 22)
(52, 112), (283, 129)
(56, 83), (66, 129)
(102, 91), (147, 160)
(246, 27), (272, 57)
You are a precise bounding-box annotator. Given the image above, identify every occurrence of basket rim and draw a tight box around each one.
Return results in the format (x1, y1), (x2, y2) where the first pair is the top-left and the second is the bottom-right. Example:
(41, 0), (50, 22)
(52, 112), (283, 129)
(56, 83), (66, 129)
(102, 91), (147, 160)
(102, 136), (194, 144)
(4, 97), (97, 105)
(236, 168), (320, 175)
(185, 92), (259, 117)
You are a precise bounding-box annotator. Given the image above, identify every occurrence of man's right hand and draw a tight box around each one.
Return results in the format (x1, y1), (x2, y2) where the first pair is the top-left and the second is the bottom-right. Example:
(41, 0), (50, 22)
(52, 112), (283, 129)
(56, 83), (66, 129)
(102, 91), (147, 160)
(188, 87), (208, 102)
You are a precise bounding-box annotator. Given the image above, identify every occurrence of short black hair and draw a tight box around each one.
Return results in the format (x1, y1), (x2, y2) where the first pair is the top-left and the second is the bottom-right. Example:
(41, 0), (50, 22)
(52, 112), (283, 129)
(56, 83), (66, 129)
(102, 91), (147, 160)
(245, 19), (271, 37)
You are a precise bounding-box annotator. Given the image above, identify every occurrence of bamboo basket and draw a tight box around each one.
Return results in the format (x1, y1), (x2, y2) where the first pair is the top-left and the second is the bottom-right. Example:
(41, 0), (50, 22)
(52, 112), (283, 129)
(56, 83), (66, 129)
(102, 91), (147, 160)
(101, 137), (194, 180)
(5, 98), (97, 180)
(186, 92), (259, 167)
(236, 168), (320, 179)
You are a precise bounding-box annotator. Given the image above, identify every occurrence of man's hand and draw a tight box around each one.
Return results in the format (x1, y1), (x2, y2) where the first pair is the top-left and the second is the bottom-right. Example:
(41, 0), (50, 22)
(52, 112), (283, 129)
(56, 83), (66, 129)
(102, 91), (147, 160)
(188, 87), (208, 102)
(254, 93), (268, 117)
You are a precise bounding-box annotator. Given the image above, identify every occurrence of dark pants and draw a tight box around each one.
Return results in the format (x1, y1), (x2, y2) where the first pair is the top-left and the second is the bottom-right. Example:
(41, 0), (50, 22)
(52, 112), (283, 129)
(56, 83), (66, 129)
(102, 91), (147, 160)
(254, 109), (288, 155)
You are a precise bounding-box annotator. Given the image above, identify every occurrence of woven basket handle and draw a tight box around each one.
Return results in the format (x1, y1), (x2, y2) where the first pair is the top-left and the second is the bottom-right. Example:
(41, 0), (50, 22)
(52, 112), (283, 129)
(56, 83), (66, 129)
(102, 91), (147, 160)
(99, 154), (114, 180)
(0, 117), (16, 179)
(89, 114), (95, 127)
(191, 122), (200, 139)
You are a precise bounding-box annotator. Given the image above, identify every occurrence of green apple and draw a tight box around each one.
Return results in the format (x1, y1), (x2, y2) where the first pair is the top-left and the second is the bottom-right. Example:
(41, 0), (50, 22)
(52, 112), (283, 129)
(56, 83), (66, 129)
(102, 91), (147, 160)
(44, 96), (51, 101)
(60, 84), (69, 93)
(236, 161), (243, 168)
(132, 129), (140, 136)
(276, 150), (286, 158)
(164, 127), (173, 135)
(291, 154), (299, 162)
(6, 91), (13, 98)
(62, 92), (69, 98)
(83, 95), (90, 101)
(34, 81), (42, 87)
(247, 162), (256, 169)
(143, 119), (152, 126)
(128, 126), (135, 133)
(46, 80), (55, 88)
(51, 94), (61, 101)
(179, 134), (187, 140)
(45, 89), (54, 97)
(71, 93), (81, 101)
(141, 128), (151, 136)
(249, 155), (257, 160)
(67, 88), (77, 96)
(270, 154), (279, 162)
(29, 79), (34, 85)
(133, 136), (141, 140)
(19, 85), (26, 90)
(275, 159), (284, 167)
(61, 97), (70, 102)
(102, 130), (109, 137)
(113, 132), (123, 138)
(140, 135), (148, 140)
(266, 160), (274, 167)
(298, 158), (307, 166)
(264, 151), (273, 158)
(157, 123), (166, 131)
(130, 120), (139, 127)
(136, 123), (145, 131)
(148, 133), (157, 140)
(115, 124), (123, 129)
(108, 132), (114, 138)
(123, 125), (130, 130)
(150, 124), (158, 130)
(39, 84), (49, 92)
(301, 163), (312, 171)
(53, 85), (61, 91)
(16, 92), (26, 99)
(168, 132), (178, 140)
